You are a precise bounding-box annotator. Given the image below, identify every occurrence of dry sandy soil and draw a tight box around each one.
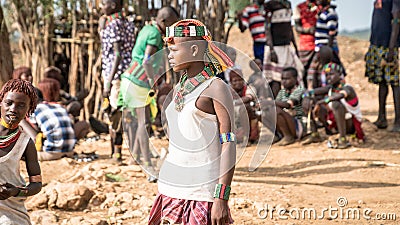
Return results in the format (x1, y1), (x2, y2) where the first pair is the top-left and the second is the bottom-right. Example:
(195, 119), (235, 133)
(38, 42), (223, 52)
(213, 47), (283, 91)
(19, 27), (400, 224)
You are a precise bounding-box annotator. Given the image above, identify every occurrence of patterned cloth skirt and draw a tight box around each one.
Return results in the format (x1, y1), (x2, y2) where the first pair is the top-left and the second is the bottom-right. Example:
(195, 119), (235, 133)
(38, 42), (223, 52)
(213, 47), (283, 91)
(148, 193), (234, 225)
(365, 44), (399, 86)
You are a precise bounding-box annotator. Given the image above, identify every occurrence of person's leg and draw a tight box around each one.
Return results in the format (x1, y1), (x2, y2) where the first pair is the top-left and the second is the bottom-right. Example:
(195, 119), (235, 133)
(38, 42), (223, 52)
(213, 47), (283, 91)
(330, 101), (346, 138)
(110, 110), (123, 162)
(374, 82), (389, 128)
(109, 125), (116, 158)
(253, 42), (265, 63)
(301, 97), (323, 144)
(135, 105), (157, 182)
(345, 118), (355, 135)
(316, 104), (332, 135)
(37, 151), (74, 161)
(276, 107), (296, 145)
(134, 106), (152, 164)
(391, 84), (400, 131)
(122, 109), (139, 162)
(330, 101), (350, 148)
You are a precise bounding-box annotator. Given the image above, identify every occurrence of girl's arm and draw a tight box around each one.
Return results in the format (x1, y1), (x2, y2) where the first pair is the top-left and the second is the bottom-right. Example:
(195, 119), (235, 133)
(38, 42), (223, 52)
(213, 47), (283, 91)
(208, 79), (236, 225)
(143, 45), (159, 87)
(0, 140), (42, 199)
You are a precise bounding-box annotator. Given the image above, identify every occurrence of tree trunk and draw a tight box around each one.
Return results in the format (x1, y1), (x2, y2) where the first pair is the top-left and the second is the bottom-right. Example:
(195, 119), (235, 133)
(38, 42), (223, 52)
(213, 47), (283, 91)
(0, 5), (13, 86)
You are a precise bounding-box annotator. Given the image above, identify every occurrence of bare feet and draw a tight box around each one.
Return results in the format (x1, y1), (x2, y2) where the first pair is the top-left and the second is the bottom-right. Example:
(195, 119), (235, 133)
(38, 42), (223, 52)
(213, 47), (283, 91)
(373, 119), (388, 129)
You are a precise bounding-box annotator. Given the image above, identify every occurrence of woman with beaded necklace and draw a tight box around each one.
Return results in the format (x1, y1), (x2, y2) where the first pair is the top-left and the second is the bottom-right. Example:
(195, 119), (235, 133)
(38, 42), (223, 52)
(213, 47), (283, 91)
(148, 19), (236, 225)
(0, 79), (42, 225)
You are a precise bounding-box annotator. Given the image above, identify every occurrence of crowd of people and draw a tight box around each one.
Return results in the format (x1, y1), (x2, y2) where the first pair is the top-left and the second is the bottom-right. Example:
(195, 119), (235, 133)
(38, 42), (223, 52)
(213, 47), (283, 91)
(235, 0), (398, 150)
(0, 0), (399, 224)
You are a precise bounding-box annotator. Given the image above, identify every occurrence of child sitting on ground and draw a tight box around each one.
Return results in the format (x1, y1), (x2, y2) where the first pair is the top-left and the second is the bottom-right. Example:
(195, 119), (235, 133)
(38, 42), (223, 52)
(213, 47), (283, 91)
(307, 63), (365, 148)
(260, 67), (305, 146)
(29, 78), (77, 160)
(229, 68), (260, 144)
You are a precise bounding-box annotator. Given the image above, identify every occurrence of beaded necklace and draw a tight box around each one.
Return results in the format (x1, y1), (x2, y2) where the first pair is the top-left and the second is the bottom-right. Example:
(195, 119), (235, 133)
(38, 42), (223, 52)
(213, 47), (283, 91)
(0, 129), (21, 148)
(105, 12), (124, 27)
(174, 66), (213, 111)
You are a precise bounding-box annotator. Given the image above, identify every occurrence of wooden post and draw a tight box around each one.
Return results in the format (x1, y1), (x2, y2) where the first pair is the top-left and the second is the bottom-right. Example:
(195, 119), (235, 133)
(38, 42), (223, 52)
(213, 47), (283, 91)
(70, 1), (78, 96)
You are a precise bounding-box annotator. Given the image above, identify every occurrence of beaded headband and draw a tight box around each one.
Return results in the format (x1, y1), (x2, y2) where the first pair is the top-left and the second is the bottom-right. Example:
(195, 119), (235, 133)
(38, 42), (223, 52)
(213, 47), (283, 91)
(164, 19), (233, 74)
(166, 25), (209, 38)
(322, 62), (343, 74)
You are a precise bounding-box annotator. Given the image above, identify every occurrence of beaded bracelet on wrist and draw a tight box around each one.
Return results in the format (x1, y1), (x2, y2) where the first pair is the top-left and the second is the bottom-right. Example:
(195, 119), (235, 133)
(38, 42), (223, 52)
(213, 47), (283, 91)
(213, 183), (231, 200)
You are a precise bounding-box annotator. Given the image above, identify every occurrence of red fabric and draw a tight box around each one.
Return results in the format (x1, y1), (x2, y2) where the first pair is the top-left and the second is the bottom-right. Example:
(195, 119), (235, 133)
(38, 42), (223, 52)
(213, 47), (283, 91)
(148, 193), (234, 225)
(296, 1), (319, 51)
(352, 116), (365, 140)
(327, 111), (364, 141)
(346, 96), (358, 107)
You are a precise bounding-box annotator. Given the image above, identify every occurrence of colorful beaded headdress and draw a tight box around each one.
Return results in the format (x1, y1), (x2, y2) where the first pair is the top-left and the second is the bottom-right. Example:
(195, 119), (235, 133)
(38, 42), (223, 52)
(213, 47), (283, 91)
(165, 19), (233, 74)
(322, 62), (343, 75)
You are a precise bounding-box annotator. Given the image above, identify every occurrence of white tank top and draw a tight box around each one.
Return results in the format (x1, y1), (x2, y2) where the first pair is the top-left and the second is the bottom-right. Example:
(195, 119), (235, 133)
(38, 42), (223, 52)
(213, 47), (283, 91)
(158, 77), (221, 202)
(0, 131), (32, 225)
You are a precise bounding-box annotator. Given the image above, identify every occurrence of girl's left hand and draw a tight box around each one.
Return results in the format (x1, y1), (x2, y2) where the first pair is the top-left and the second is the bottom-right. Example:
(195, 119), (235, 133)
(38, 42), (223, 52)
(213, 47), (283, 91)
(0, 183), (19, 200)
(211, 198), (230, 225)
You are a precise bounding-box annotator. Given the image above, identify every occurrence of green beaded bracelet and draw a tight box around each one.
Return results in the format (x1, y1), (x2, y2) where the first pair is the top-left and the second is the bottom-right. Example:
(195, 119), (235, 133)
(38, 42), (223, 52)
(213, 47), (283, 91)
(213, 184), (231, 200)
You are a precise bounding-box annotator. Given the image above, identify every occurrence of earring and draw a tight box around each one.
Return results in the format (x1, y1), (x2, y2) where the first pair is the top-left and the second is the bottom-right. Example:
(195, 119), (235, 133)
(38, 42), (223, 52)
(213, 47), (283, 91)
(192, 53), (196, 57)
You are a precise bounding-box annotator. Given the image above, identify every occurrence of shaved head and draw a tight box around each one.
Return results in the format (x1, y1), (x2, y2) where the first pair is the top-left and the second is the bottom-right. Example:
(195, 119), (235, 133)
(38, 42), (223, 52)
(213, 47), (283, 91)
(156, 6), (179, 33)
(157, 6), (179, 19)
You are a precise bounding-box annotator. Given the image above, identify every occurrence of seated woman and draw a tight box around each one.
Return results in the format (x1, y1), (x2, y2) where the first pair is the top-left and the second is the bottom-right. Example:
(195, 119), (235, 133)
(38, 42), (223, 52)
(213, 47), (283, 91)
(28, 78), (76, 161)
(229, 68), (260, 144)
(44, 66), (90, 140)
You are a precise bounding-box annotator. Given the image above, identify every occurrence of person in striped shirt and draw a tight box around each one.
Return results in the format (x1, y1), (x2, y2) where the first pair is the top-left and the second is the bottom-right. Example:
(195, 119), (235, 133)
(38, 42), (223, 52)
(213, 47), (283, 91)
(314, 0), (338, 53)
(238, 0), (267, 62)
(306, 0), (345, 90)
(260, 67), (305, 146)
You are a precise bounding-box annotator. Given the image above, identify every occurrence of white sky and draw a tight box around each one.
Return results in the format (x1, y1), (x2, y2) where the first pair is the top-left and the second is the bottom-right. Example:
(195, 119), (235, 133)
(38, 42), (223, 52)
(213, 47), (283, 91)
(290, 0), (374, 32)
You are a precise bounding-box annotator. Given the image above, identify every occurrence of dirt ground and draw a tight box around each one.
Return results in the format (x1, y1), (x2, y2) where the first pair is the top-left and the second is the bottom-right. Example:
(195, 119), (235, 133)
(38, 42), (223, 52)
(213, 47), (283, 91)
(21, 27), (400, 224)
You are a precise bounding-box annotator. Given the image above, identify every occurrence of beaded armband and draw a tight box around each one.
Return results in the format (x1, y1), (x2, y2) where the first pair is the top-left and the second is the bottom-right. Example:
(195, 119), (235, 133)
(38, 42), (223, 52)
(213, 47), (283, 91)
(324, 97), (331, 104)
(302, 89), (315, 98)
(15, 186), (28, 197)
(219, 132), (235, 144)
(392, 18), (400, 24)
(213, 184), (231, 200)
